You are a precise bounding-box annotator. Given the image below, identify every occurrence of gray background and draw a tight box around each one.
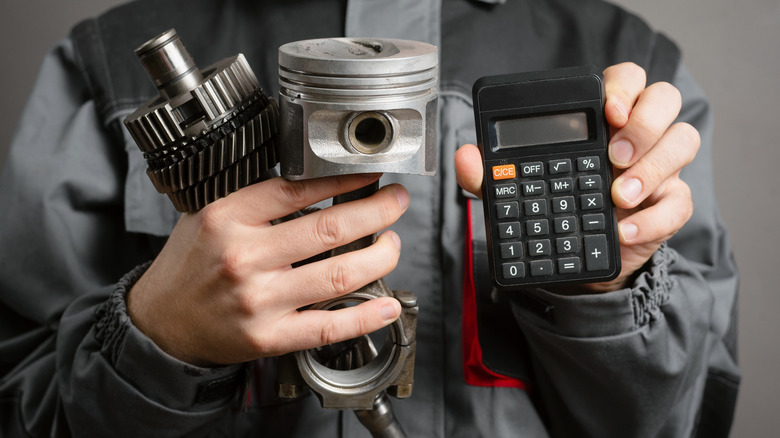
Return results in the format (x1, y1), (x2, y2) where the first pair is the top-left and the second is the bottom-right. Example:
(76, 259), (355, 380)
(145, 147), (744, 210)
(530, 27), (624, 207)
(0, 0), (777, 436)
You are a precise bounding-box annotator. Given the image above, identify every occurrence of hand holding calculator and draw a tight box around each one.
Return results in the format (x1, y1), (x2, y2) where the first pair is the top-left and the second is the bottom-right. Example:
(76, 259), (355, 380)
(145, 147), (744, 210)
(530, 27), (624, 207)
(473, 67), (621, 289)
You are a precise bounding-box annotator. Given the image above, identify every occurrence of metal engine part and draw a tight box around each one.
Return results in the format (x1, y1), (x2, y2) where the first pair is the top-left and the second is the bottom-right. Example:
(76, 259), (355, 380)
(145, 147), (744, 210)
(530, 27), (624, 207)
(123, 32), (436, 436)
(278, 38), (438, 180)
(278, 279), (418, 410)
(124, 29), (279, 212)
(275, 39), (437, 413)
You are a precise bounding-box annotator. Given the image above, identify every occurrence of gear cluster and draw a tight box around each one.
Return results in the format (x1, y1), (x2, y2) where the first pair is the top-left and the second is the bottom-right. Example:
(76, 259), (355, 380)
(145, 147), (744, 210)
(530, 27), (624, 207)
(124, 30), (279, 212)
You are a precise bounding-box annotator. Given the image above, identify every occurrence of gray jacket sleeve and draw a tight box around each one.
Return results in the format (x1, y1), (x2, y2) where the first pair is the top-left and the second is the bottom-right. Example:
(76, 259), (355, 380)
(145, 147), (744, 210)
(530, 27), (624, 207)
(0, 39), (245, 438)
(511, 64), (739, 437)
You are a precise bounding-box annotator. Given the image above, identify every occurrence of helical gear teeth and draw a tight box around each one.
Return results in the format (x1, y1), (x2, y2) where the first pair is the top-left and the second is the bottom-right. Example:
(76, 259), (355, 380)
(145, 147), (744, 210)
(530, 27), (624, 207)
(165, 140), (277, 212)
(144, 98), (279, 195)
(125, 41), (280, 213)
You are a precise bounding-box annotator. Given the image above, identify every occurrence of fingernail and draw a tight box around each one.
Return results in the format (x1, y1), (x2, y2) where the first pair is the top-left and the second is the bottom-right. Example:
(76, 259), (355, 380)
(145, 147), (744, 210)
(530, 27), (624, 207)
(388, 231), (402, 250)
(395, 187), (410, 211)
(610, 140), (634, 166)
(380, 301), (400, 322)
(620, 223), (638, 242)
(619, 178), (642, 204)
(613, 102), (629, 123)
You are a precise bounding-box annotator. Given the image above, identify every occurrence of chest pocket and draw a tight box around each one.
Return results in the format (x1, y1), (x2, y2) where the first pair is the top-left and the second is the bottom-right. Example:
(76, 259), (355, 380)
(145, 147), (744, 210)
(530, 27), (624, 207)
(120, 124), (180, 237)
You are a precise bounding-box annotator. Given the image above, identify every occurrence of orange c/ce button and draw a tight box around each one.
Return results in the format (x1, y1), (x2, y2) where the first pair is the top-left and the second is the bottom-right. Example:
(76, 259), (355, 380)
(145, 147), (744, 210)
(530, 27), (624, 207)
(492, 164), (516, 180)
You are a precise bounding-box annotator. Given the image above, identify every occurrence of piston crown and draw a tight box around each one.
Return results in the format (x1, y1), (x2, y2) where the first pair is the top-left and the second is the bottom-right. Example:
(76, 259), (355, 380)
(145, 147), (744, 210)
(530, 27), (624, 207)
(278, 38), (438, 76)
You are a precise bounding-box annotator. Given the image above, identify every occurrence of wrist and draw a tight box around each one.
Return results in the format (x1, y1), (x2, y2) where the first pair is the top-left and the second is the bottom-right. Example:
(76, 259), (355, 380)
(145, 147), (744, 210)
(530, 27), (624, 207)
(95, 262), (248, 410)
(511, 243), (674, 338)
(125, 263), (218, 367)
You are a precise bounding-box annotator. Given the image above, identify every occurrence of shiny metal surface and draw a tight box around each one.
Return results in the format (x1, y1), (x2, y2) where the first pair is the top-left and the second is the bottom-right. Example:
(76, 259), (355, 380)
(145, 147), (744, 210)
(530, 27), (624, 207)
(278, 38), (438, 180)
(124, 29), (279, 211)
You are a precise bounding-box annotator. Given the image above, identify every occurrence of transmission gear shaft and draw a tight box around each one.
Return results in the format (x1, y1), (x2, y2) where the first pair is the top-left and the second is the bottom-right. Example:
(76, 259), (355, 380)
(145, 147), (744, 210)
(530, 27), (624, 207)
(124, 29), (279, 212)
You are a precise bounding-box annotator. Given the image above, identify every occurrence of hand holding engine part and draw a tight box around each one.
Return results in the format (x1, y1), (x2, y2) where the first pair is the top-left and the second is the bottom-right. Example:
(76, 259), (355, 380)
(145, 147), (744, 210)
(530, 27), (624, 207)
(123, 30), (437, 437)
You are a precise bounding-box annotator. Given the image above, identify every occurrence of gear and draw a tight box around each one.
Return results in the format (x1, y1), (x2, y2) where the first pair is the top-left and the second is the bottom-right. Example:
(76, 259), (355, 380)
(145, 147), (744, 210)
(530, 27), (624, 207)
(123, 29), (279, 212)
(145, 96), (279, 194)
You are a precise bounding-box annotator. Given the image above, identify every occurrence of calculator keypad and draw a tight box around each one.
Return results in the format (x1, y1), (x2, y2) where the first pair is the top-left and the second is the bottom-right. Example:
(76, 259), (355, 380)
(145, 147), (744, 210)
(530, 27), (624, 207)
(487, 153), (618, 286)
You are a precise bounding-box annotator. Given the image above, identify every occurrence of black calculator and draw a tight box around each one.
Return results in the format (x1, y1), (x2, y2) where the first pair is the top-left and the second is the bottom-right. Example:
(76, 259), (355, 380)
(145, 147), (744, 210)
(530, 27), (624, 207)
(473, 66), (621, 289)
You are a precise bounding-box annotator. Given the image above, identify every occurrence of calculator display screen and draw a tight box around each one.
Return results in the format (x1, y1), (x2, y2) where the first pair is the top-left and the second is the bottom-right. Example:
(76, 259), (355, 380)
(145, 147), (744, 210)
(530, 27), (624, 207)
(493, 112), (589, 149)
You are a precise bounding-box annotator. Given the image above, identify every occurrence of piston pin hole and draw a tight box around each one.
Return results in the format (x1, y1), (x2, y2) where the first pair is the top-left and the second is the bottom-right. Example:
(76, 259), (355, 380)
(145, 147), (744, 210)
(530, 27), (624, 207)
(348, 112), (394, 154)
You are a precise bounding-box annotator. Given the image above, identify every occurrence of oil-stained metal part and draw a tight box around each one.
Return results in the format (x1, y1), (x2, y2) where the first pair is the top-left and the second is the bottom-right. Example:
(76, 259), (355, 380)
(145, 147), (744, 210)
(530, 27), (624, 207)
(283, 281), (418, 410)
(123, 28), (279, 212)
(276, 182), (418, 414)
(355, 393), (408, 438)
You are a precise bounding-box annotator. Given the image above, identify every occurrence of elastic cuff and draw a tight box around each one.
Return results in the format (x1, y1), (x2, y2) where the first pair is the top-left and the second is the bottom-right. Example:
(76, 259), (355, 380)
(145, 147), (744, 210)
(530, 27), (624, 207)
(511, 243), (675, 338)
(94, 262), (248, 410)
(631, 242), (674, 327)
(94, 261), (152, 364)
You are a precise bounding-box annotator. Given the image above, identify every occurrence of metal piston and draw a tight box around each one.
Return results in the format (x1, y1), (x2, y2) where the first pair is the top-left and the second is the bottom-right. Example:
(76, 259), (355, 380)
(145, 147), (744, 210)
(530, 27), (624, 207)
(275, 38), (438, 429)
(278, 38), (438, 179)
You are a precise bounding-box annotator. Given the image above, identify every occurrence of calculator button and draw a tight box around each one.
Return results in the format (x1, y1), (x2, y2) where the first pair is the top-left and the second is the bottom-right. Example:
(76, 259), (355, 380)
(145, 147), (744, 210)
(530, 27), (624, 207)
(584, 235), (610, 271)
(492, 164), (516, 180)
(494, 183), (517, 199)
(520, 162), (544, 177)
(498, 222), (521, 239)
(551, 196), (575, 214)
(578, 175), (602, 191)
(524, 200), (547, 215)
(556, 236), (579, 254)
(558, 257), (582, 274)
(548, 159), (571, 174)
(496, 202), (519, 219)
(582, 213), (606, 231)
(550, 177), (574, 193)
(577, 156), (600, 171)
(554, 216), (577, 234)
(530, 260), (554, 277)
(500, 242), (523, 259)
(522, 181), (545, 196)
(528, 239), (551, 256)
(502, 262), (526, 279)
(580, 193), (604, 210)
(526, 219), (549, 236)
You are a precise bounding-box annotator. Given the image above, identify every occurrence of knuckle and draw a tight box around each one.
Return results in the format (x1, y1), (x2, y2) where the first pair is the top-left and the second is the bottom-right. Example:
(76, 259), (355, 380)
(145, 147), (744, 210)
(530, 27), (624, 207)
(606, 61), (644, 79)
(649, 81), (682, 105)
(233, 287), (259, 317)
(678, 183), (694, 222)
(313, 212), (347, 248)
(198, 202), (230, 234)
(327, 262), (355, 296)
(673, 122), (702, 160)
(622, 61), (644, 75)
(640, 157), (668, 186)
(217, 247), (251, 282)
(628, 111), (659, 138)
(248, 329), (276, 356)
(319, 319), (340, 346)
(277, 180), (311, 208)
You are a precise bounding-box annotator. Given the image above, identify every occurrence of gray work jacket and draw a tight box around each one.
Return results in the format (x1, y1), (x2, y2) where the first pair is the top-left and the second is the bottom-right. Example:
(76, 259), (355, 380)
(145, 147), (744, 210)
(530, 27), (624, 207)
(0, 0), (739, 437)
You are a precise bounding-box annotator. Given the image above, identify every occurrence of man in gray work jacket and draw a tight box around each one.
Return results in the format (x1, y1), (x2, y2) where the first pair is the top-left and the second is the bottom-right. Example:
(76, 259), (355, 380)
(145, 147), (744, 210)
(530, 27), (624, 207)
(0, 0), (739, 437)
